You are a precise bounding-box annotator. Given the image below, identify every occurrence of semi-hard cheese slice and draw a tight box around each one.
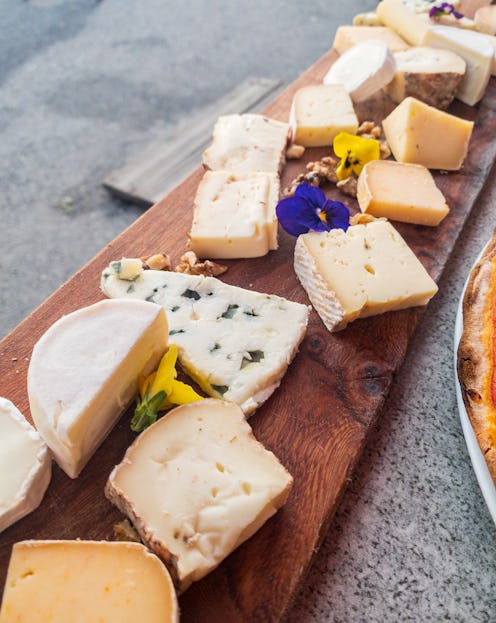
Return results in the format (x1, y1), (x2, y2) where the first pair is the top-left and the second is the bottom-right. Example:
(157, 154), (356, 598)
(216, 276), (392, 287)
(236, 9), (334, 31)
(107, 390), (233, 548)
(333, 26), (409, 54)
(105, 399), (293, 591)
(357, 160), (449, 226)
(294, 220), (438, 332)
(0, 540), (178, 622)
(202, 114), (289, 174)
(382, 97), (473, 170)
(101, 267), (309, 415)
(376, 0), (430, 46)
(188, 171), (279, 259)
(28, 299), (168, 478)
(0, 398), (51, 533)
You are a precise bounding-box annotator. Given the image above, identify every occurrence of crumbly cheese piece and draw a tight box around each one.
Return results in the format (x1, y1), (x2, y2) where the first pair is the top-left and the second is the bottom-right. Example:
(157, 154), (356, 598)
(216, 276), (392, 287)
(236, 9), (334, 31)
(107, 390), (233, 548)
(333, 26), (410, 54)
(475, 5), (496, 33)
(109, 257), (144, 281)
(357, 160), (449, 226)
(289, 84), (358, 147)
(202, 114), (289, 175)
(323, 40), (396, 103)
(382, 97), (473, 170)
(0, 399), (51, 533)
(0, 540), (178, 623)
(294, 220), (438, 332)
(385, 46), (466, 109)
(376, 0), (430, 45)
(188, 171), (279, 259)
(101, 268), (309, 416)
(27, 299), (168, 478)
(106, 399), (293, 591)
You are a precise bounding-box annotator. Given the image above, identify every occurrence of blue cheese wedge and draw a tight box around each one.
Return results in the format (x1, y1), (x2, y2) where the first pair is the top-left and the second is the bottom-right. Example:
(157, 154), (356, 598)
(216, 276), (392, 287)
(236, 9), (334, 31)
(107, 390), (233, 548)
(101, 266), (309, 415)
(105, 399), (293, 591)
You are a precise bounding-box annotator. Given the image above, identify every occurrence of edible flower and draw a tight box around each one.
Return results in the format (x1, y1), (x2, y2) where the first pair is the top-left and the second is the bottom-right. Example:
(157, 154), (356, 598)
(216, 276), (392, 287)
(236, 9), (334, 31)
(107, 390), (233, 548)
(275, 183), (350, 236)
(131, 344), (203, 432)
(428, 2), (463, 19)
(333, 132), (380, 181)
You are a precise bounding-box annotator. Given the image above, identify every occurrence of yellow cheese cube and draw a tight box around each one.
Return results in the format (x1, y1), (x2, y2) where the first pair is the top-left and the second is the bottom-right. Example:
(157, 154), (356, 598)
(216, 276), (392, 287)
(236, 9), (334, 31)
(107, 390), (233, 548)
(333, 25), (409, 54)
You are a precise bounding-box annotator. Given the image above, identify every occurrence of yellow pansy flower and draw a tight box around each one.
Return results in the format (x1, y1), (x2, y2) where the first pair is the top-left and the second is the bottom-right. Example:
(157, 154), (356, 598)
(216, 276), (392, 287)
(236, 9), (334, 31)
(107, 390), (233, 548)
(333, 132), (380, 181)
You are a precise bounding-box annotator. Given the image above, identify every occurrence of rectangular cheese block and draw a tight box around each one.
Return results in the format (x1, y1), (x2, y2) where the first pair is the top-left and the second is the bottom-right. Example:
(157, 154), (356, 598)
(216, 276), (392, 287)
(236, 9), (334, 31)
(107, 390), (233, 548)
(0, 540), (178, 623)
(289, 84), (358, 147)
(202, 114), (289, 174)
(294, 220), (438, 332)
(382, 97), (473, 170)
(481, 32), (496, 74)
(106, 399), (293, 591)
(376, 0), (430, 45)
(188, 171), (279, 259)
(101, 267), (309, 416)
(333, 25), (409, 54)
(357, 160), (449, 226)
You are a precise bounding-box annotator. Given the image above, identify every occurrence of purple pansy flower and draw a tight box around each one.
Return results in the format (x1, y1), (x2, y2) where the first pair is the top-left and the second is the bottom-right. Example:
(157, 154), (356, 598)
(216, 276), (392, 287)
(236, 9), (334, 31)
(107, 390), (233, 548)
(429, 2), (463, 19)
(275, 183), (350, 237)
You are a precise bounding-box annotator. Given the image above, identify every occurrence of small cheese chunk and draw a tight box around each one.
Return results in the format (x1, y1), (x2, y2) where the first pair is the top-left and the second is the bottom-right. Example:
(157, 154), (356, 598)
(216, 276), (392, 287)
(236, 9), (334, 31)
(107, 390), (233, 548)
(188, 171), (279, 259)
(475, 5), (496, 34)
(28, 299), (168, 478)
(294, 220), (438, 332)
(386, 46), (466, 109)
(353, 11), (383, 26)
(289, 85), (358, 147)
(382, 97), (473, 170)
(0, 540), (178, 623)
(357, 160), (449, 226)
(202, 114), (289, 175)
(0, 399), (51, 533)
(323, 40), (396, 103)
(333, 26), (409, 54)
(460, 0), (491, 19)
(376, 0), (430, 45)
(106, 399), (293, 591)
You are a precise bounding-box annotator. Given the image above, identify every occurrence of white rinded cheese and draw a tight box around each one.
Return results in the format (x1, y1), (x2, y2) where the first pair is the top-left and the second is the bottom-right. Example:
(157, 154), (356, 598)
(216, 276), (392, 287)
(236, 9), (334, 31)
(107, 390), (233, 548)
(475, 5), (496, 35)
(101, 267), (309, 416)
(323, 40), (396, 103)
(0, 540), (178, 622)
(0, 398), (51, 533)
(294, 220), (438, 332)
(28, 299), (168, 478)
(202, 114), (289, 175)
(333, 26), (409, 54)
(106, 399), (293, 591)
(188, 171), (279, 259)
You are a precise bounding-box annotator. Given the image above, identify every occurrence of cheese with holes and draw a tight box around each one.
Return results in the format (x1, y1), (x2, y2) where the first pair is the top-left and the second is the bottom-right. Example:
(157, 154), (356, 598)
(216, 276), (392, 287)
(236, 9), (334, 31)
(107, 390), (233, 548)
(0, 399), (51, 533)
(0, 540), (178, 623)
(202, 114), (289, 174)
(382, 97), (473, 170)
(333, 26), (409, 54)
(294, 220), (438, 332)
(28, 299), (168, 478)
(357, 160), (449, 226)
(188, 171), (279, 259)
(106, 399), (293, 591)
(289, 84), (358, 147)
(101, 267), (309, 415)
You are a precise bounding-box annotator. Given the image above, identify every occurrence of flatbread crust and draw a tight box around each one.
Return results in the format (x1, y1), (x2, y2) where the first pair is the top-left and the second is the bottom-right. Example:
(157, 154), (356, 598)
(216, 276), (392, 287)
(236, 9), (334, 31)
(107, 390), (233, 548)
(457, 232), (496, 485)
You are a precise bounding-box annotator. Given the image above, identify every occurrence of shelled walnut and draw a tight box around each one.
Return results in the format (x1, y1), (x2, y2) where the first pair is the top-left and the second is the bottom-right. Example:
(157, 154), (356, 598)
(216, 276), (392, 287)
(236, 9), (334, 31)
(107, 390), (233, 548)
(175, 251), (227, 277)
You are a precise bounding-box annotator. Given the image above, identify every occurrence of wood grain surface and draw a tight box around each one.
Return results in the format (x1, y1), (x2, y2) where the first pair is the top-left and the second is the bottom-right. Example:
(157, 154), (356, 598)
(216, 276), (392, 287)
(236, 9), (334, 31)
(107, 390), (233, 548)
(1, 48), (496, 622)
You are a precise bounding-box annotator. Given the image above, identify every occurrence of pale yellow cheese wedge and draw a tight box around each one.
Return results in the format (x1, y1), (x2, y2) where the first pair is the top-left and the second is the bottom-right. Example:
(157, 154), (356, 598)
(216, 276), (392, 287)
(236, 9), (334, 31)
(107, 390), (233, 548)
(376, 0), (430, 45)
(357, 160), (449, 226)
(333, 25), (409, 54)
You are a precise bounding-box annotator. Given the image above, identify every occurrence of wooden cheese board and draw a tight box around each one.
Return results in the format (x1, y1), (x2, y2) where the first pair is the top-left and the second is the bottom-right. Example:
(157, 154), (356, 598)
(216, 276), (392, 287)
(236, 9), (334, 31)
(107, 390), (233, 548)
(1, 48), (496, 622)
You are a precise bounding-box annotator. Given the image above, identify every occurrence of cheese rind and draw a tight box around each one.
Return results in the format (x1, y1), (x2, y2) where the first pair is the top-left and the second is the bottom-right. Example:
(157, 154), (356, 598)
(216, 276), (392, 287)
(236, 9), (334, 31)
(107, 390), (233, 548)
(0, 398), (51, 533)
(333, 26), (409, 54)
(106, 399), (293, 591)
(28, 299), (168, 478)
(0, 540), (178, 623)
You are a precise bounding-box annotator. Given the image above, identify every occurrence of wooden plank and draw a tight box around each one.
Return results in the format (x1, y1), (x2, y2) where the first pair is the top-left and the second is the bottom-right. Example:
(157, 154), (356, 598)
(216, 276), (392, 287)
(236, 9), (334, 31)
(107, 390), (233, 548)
(102, 77), (282, 206)
(1, 48), (496, 623)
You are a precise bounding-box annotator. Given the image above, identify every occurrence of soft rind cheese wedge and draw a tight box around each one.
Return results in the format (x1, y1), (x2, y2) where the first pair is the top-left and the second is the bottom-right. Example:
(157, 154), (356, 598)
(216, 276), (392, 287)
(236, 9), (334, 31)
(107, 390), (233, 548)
(101, 268), (309, 416)
(357, 160), (449, 226)
(294, 220), (438, 332)
(0, 540), (178, 623)
(333, 26), (410, 54)
(28, 299), (168, 478)
(188, 171), (279, 259)
(323, 40), (396, 103)
(382, 97), (474, 170)
(202, 114), (289, 175)
(105, 399), (293, 591)
(0, 398), (51, 533)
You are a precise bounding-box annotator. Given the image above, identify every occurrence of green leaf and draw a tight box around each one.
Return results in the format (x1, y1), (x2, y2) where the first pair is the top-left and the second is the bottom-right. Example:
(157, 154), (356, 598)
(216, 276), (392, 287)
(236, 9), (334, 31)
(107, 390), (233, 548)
(131, 389), (167, 433)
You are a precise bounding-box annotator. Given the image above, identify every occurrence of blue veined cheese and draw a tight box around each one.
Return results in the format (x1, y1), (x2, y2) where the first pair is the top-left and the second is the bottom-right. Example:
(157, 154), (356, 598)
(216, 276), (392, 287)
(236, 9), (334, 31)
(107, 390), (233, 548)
(101, 267), (309, 415)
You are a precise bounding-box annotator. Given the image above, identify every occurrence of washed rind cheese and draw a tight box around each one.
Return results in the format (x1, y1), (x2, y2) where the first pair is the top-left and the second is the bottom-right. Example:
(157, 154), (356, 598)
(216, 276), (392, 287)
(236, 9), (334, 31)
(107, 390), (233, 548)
(105, 399), (293, 591)
(0, 540), (178, 622)
(101, 267), (309, 415)
(333, 26), (409, 54)
(0, 398), (51, 533)
(28, 299), (168, 478)
(294, 220), (438, 332)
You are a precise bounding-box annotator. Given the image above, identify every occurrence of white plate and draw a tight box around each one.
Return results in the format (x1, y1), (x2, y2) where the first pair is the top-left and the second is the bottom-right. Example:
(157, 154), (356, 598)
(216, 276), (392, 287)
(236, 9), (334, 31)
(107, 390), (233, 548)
(454, 242), (496, 525)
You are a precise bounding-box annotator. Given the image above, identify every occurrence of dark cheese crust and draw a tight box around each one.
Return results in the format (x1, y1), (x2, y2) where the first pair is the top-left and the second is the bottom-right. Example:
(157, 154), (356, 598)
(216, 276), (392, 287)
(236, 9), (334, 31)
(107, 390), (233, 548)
(457, 232), (496, 485)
